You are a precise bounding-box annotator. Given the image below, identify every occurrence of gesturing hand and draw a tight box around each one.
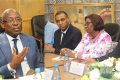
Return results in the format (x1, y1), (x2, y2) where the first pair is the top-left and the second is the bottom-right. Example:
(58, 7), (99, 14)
(10, 47), (29, 69)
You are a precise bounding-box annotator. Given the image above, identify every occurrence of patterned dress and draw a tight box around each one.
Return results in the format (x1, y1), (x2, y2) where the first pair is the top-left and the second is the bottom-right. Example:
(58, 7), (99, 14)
(73, 30), (113, 59)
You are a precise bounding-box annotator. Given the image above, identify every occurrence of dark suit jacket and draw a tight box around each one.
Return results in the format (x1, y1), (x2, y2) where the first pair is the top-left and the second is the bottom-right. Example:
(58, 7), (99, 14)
(53, 24), (82, 54)
(96, 41), (120, 61)
(0, 33), (44, 78)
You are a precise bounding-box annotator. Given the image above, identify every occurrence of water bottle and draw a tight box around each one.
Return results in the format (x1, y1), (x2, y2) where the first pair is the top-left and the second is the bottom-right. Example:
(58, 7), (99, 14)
(52, 64), (61, 80)
(33, 68), (42, 80)
(64, 54), (70, 72)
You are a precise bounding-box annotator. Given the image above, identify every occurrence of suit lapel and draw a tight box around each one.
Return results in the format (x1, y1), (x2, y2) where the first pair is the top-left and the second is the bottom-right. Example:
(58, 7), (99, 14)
(20, 34), (32, 68)
(0, 33), (12, 62)
(57, 30), (62, 46)
(20, 34), (28, 47)
(61, 25), (72, 46)
(20, 34), (29, 59)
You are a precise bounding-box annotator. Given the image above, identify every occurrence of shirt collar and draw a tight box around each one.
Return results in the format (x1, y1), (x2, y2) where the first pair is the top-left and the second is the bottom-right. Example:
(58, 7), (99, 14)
(6, 33), (20, 41)
(61, 25), (69, 34)
(89, 29), (104, 42)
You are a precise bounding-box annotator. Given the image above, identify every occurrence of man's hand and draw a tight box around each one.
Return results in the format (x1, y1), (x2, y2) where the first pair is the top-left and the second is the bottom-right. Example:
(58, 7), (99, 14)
(10, 47), (29, 69)
(44, 44), (55, 53)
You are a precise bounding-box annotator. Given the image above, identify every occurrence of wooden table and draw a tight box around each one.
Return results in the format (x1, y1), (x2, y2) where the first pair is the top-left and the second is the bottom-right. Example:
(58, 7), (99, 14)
(45, 53), (81, 80)
(45, 53), (64, 68)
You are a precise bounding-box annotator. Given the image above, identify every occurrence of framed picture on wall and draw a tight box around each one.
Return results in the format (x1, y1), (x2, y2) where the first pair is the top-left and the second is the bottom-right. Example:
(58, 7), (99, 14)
(54, 3), (115, 35)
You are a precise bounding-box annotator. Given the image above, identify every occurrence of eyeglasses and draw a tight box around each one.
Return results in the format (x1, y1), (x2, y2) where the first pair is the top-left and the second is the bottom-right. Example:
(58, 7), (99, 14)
(84, 22), (92, 26)
(3, 17), (22, 23)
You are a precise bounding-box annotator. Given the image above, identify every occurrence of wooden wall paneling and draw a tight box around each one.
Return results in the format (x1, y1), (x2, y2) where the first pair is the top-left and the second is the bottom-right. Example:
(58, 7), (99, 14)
(22, 19), (32, 35)
(18, 0), (45, 35)
(0, 0), (45, 35)
(0, 0), (17, 16)
(18, 0), (44, 18)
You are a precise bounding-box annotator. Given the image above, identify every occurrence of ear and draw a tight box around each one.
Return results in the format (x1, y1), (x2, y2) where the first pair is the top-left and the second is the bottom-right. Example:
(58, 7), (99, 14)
(67, 18), (70, 23)
(0, 23), (5, 29)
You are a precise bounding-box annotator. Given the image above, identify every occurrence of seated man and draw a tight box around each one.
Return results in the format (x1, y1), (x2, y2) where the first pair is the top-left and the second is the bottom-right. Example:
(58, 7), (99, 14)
(50, 11), (82, 54)
(0, 8), (44, 79)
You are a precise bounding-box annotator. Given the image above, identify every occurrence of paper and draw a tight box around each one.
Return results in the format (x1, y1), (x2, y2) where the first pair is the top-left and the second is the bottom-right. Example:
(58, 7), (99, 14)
(52, 56), (64, 61)
(69, 61), (87, 76)
(19, 75), (34, 80)
(44, 68), (53, 80)
(52, 56), (74, 61)
(19, 72), (44, 80)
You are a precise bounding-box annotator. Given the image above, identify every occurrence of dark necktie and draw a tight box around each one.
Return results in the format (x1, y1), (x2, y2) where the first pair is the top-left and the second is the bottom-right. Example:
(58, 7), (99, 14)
(12, 39), (18, 54)
(12, 39), (23, 77)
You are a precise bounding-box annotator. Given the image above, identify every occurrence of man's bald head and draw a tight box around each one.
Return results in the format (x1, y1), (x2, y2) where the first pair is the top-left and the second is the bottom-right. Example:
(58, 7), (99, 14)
(2, 8), (21, 22)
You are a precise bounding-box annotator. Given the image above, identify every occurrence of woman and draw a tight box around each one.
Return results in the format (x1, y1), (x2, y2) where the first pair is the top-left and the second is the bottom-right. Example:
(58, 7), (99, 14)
(61, 14), (113, 60)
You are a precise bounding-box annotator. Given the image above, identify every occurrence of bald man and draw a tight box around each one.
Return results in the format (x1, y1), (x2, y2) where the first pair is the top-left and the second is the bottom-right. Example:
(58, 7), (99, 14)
(0, 8), (44, 79)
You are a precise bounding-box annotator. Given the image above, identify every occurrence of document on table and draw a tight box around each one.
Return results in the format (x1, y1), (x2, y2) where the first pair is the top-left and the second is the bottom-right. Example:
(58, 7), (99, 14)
(44, 68), (53, 80)
(19, 72), (44, 80)
(19, 68), (53, 80)
(69, 61), (87, 76)
(52, 56), (74, 61)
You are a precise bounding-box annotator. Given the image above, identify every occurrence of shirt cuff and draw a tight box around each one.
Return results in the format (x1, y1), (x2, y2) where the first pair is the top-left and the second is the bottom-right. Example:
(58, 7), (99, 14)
(7, 64), (16, 74)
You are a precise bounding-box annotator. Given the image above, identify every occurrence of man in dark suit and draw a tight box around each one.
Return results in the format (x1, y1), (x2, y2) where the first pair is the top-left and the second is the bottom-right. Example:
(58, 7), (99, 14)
(0, 8), (44, 78)
(49, 11), (82, 54)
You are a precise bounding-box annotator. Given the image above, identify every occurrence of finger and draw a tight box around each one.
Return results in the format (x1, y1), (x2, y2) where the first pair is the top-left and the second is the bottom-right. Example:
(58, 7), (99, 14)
(60, 51), (64, 56)
(60, 52), (63, 56)
(60, 49), (65, 55)
(19, 47), (29, 57)
(23, 47), (29, 56)
(12, 48), (17, 55)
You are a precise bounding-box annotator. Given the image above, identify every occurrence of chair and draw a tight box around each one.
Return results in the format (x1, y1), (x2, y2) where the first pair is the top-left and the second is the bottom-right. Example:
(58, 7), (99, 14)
(31, 15), (45, 56)
(31, 15), (45, 36)
(35, 38), (44, 57)
(104, 23), (120, 42)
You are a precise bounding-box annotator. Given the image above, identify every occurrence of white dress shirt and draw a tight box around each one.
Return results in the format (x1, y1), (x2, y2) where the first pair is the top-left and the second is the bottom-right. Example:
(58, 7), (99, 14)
(6, 33), (30, 76)
(60, 26), (69, 44)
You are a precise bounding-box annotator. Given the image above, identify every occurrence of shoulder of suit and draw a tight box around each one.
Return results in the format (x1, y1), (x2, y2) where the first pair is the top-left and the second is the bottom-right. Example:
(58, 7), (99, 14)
(70, 25), (81, 33)
(54, 29), (61, 34)
(20, 33), (35, 40)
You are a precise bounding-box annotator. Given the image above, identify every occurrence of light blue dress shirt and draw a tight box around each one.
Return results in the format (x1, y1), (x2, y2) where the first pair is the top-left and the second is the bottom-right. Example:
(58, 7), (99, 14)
(44, 21), (59, 45)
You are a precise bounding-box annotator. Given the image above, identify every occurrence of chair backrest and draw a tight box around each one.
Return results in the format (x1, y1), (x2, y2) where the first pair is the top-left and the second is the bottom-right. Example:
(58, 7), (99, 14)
(104, 23), (120, 42)
(31, 15), (45, 56)
(31, 15), (45, 37)
(35, 38), (44, 57)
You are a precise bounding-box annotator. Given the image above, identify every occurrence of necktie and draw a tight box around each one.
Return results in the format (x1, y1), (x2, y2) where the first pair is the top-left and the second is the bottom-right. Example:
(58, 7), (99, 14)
(12, 39), (23, 77)
(60, 33), (65, 44)
(12, 39), (18, 54)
